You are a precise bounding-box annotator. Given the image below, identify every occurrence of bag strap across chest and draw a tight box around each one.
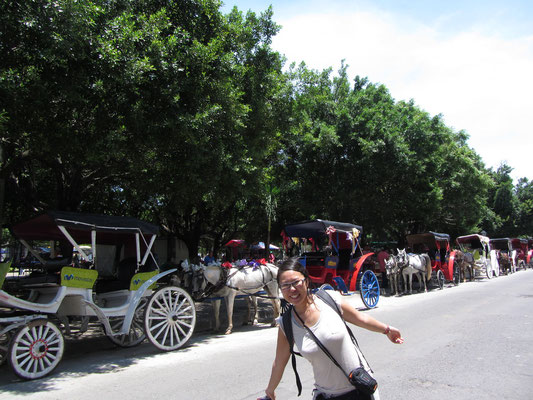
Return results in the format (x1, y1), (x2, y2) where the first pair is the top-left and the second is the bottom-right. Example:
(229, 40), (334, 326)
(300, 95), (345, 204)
(281, 289), (372, 396)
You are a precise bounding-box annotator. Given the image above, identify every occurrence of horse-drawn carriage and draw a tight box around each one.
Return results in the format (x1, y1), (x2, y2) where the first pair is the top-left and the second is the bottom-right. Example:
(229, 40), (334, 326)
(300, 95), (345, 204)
(510, 238), (528, 270)
(404, 231), (460, 290)
(281, 219), (379, 308)
(455, 234), (500, 280)
(0, 211), (196, 379)
(489, 238), (519, 274)
(526, 238), (533, 268)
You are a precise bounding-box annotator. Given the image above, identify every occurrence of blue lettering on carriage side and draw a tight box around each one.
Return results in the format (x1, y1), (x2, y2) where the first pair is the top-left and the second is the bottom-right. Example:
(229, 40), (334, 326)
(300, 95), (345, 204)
(63, 273), (92, 283)
(134, 279), (141, 285)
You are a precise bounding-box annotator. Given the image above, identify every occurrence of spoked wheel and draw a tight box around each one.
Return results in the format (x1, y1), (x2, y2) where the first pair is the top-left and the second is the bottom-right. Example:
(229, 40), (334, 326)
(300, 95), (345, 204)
(360, 270), (380, 309)
(8, 319), (64, 380)
(108, 297), (148, 348)
(144, 286), (196, 351)
(436, 270), (445, 290)
(453, 262), (460, 286)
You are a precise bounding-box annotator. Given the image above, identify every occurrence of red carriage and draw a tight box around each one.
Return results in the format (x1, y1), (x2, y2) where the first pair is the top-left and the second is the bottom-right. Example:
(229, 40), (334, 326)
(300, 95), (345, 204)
(281, 219), (379, 308)
(510, 238), (528, 270)
(406, 231), (460, 289)
(526, 238), (533, 268)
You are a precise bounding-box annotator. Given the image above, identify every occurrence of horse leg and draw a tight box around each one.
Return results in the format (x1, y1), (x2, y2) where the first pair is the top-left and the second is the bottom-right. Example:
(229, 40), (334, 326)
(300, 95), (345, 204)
(245, 296), (258, 325)
(224, 290), (237, 335)
(419, 272), (426, 292)
(212, 299), (221, 332)
(265, 283), (281, 326)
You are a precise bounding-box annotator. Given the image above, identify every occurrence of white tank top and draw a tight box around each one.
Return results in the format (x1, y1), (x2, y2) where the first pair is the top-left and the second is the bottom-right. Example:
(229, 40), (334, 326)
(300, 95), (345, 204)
(279, 290), (369, 396)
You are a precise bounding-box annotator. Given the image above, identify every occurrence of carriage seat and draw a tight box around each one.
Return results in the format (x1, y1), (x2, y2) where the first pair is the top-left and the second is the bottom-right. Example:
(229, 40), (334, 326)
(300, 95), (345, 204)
(41, 257), (72, 273)
(94, 257), (156, 293)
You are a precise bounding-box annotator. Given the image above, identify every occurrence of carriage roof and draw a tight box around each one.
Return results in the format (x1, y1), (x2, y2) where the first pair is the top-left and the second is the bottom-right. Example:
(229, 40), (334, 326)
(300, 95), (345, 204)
(283, 219), (363, 239)
(456, 234), (490, 248)
(489, 238), (511, 250)
(12, 211), (159, 244)
(509, 238), (528, 249)
(406, 231), (450, 250)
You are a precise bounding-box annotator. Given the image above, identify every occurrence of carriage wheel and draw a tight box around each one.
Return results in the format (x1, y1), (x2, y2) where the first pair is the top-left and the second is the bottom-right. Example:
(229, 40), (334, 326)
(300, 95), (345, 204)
(360, 270), (380, 309)
(144, 286), (196, 351)
(8, 319), (64, 380)
(453, 262), (460, 286)
(108, 297), (148, 348)
(436, 270), (445, 289)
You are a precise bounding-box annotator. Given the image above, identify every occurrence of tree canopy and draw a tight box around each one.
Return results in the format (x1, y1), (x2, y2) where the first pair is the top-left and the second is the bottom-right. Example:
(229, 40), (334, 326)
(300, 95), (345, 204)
(1, 0), (531, 256)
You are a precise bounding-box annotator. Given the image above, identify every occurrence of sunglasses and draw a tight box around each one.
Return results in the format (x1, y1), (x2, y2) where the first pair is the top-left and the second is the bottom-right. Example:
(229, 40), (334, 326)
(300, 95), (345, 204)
(280, 278), (306, 291)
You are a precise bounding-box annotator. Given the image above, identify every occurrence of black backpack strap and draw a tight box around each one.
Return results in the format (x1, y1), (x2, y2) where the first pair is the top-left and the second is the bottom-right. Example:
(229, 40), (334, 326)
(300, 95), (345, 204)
(281, 306), (302, 396)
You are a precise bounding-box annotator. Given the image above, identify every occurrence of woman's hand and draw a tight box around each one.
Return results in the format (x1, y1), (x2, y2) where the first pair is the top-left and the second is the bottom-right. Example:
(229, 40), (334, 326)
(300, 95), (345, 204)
(385, 326), (404, 344)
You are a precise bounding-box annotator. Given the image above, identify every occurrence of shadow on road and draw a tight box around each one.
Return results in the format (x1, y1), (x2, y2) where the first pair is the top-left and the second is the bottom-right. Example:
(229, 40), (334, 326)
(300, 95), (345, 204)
(0, 297), (278, 393)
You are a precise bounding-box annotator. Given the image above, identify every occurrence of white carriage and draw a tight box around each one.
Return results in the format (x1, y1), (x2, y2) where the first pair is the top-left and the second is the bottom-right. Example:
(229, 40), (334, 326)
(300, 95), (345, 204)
(0, 211), (196, 379)
(455, 234), (500, 279)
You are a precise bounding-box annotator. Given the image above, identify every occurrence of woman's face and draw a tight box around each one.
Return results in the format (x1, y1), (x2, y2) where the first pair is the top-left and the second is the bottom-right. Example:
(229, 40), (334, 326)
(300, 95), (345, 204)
(279, 270), (308, 306)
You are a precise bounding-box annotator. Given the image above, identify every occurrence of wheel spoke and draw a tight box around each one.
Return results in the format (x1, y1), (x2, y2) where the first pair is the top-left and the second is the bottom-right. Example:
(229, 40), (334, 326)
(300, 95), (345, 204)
(161, 324), (170, 345)
(149, 319), (168, 332)
(153, 298), (168, 313)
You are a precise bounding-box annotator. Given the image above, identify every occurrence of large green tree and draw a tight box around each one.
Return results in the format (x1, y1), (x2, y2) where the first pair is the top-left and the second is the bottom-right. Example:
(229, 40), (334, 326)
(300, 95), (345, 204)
(273, 62), (492, 243)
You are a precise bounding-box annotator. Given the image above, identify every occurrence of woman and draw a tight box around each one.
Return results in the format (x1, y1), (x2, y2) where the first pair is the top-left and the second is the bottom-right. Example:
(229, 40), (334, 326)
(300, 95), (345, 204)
(264, 258), (403, 400)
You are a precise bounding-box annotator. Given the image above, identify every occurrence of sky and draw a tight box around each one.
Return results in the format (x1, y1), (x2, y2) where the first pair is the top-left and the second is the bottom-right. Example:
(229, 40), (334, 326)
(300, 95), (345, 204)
(221, 0), (533, 182)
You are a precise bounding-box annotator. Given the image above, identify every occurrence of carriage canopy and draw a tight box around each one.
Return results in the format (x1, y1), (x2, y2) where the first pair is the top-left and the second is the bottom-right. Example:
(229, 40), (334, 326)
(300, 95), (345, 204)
(489, 238), (511, 251)
(283, 219), (363, 239)
(456, 234), (490, 250)
(406, 231), (450, 252)
(510, 238), (528, 250)
(12, 211), (159, 244)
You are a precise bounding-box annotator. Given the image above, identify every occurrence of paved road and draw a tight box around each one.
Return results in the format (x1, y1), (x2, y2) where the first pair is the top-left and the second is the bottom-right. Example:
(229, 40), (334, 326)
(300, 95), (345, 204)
(1, 270), (532, 399)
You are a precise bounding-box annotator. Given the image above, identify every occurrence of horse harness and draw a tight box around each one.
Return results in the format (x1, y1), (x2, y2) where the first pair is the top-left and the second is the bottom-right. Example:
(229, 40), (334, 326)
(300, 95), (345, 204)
(197, 263), (277, 301)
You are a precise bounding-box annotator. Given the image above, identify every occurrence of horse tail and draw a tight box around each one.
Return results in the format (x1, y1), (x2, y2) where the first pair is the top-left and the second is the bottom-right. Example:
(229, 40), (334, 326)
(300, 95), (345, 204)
(423, 254), (432, 281)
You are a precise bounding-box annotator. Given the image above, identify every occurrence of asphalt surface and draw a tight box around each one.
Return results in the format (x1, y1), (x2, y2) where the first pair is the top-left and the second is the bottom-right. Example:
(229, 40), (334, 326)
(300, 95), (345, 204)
(1, 269), (532, 399)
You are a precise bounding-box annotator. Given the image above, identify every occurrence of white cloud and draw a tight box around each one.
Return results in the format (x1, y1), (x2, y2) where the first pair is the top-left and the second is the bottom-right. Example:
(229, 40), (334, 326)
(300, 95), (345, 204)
(272, 11), (533, 180)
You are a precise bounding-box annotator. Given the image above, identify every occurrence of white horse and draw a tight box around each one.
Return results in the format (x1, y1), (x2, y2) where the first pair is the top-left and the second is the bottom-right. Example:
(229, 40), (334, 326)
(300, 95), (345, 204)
(397, 248), (432, 294)
(202, 261), (281, 335)
(385, 255), (401, 296)
(174, 260), (207, 297)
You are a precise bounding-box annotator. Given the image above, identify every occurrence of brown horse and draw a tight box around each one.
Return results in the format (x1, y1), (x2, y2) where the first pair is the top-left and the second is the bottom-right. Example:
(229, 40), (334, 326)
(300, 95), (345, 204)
(454, 250), (475, 282)
(496, 251), (512, 274)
